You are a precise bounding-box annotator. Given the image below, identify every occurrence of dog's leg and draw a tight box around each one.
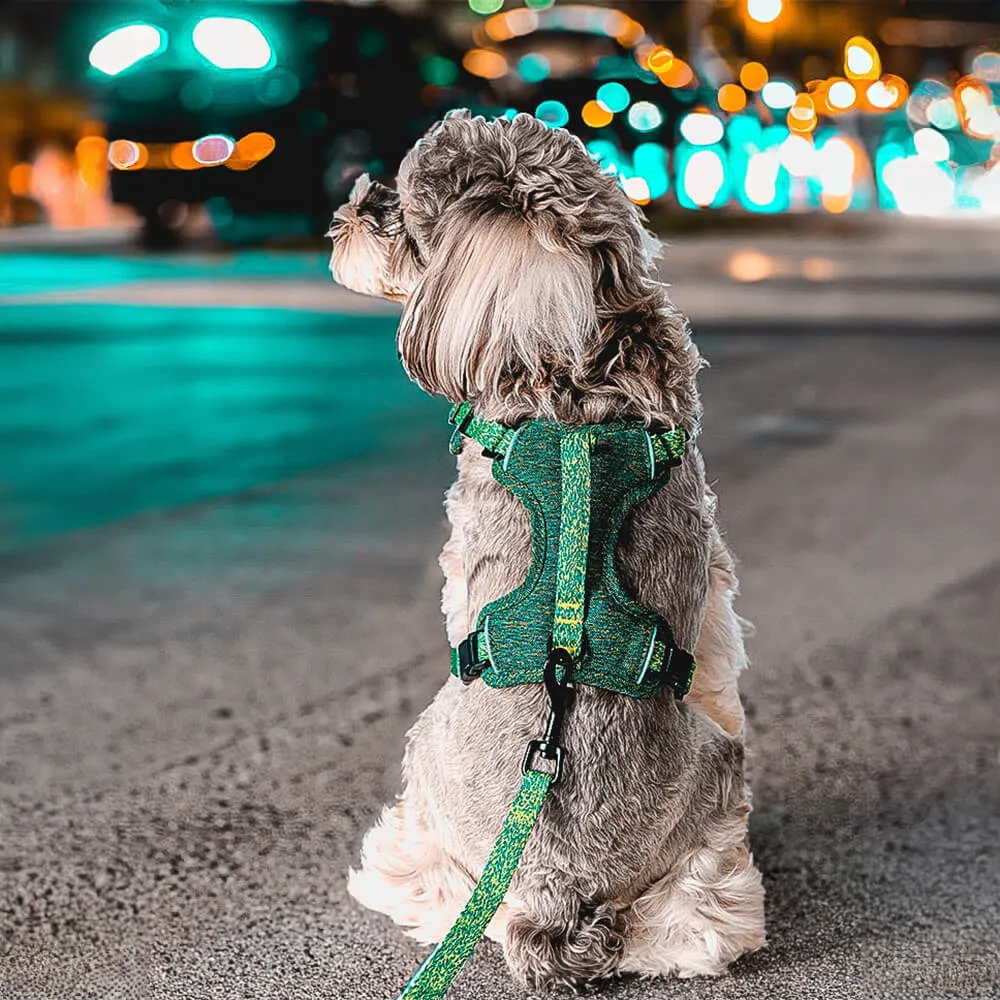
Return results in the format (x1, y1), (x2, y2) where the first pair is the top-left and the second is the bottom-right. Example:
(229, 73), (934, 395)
(503, 885), (626, 993)
(439, 486), (470, 647)
(688, 529), (750, 737)
(348, 795), (489, 945)
(619, 832), (765, 979)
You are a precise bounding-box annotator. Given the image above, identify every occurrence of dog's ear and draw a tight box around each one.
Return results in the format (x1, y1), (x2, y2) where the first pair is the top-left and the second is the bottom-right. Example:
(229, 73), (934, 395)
(328, 175), (419, 300)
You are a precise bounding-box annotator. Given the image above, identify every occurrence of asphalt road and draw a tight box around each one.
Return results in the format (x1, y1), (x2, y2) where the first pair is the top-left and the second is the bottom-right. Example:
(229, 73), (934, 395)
(1, 231), (999, 1000)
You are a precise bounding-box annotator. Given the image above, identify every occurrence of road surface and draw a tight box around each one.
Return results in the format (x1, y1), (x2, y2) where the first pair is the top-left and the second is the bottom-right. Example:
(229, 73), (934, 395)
(1, 224), (999, 999)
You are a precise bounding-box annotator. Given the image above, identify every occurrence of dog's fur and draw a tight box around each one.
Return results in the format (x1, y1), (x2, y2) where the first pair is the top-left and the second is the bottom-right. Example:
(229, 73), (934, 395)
(329, 111), (764, 993)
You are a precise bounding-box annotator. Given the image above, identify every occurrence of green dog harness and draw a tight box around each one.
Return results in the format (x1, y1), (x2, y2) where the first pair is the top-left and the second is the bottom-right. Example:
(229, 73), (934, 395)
(394, 400), (696, 999)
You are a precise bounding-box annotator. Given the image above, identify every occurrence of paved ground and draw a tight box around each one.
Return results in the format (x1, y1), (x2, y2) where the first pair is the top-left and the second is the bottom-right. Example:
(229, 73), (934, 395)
(1, 224), (999, 999)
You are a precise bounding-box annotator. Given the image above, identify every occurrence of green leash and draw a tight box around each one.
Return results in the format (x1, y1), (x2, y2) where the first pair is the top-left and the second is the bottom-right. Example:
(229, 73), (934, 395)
(394, 417), (592, 999)
(397, 769), (552, 999)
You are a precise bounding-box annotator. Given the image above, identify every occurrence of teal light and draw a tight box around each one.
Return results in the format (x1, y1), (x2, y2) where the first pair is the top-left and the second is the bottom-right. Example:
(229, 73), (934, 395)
(587, 139), (624, 174)
(469, 0), (504, 13)
(193, 17), (273, 70)
(632, 143), (670, 199)
(596, 82), (630, 114)
(676, 144), (730, 209)
(89, 23), (164, 76)
(421, 55), (459, 87)
(535, 100), (569, 128)
(518, 53), (550, 84)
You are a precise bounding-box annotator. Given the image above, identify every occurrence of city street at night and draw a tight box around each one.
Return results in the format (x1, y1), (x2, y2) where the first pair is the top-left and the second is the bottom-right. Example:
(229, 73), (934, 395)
(2, 223), (999, 998)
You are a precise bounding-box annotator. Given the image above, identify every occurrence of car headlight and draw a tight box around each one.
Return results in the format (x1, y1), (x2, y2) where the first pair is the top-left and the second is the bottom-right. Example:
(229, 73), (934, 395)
(89, 23), (165, 76)
(192, 17), (273, 70)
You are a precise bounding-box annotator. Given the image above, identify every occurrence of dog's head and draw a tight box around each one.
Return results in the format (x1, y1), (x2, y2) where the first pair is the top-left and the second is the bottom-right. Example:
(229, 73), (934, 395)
(329, 110), (698, 422)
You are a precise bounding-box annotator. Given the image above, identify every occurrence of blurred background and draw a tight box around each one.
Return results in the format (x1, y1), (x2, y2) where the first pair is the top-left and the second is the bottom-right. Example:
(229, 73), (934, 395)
(2, 0), (1000, 240)
(1, 3), (999, 999)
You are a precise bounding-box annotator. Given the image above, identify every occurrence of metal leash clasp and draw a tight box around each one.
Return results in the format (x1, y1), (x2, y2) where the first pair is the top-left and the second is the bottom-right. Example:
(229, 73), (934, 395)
(522, 646), (575, 785)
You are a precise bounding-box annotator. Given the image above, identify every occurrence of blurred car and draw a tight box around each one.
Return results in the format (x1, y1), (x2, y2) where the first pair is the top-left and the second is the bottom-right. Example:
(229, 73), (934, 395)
(74, 0), (437, 245)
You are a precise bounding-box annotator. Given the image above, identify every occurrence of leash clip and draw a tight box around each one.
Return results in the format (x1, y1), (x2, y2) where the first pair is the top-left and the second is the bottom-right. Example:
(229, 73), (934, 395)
(522, 646), (574, 785)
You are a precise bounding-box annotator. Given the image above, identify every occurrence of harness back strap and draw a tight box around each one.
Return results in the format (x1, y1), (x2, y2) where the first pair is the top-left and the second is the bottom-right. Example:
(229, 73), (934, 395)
(396, 767), (553, 999)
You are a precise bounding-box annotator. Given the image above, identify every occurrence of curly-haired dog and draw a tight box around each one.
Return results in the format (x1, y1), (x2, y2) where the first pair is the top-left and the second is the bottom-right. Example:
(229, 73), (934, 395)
(328, 111), (765, 994)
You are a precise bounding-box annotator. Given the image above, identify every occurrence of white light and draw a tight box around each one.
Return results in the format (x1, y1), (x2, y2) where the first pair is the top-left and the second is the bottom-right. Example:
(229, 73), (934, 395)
(192, 134), (235, 165)
(744, 151), (781, 205)
(867, 80), (896, 109)
(883, 157), (954, 216)
(684, 149), (725, 207)
(817, 138), (855, 197)
(89, 24), (163, 76)
(828, 80), (856, 110)
(761, 80), (796, 110)
(913, 128), (950, 162)
(779, 134), (817, 177)
(193, 17), (272, 70)
(747, 0), (782, 24)
(627, 101), (663, 132)
(621, 176), (651, 202)
(679, 112), (724, 146)
(846, 45), (875, 78)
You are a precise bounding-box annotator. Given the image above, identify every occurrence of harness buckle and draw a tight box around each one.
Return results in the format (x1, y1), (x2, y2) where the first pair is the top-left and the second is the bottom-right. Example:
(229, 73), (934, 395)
(457, 631), (488, 684)
(522, 646), (575, 785)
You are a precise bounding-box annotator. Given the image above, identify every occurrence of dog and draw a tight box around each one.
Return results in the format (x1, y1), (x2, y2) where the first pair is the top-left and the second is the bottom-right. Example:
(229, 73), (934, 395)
(328, 110), (765, 993)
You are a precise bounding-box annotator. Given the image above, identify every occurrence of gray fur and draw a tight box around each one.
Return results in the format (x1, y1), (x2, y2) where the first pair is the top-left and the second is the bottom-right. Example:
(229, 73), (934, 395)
(330, 112), (764, 993)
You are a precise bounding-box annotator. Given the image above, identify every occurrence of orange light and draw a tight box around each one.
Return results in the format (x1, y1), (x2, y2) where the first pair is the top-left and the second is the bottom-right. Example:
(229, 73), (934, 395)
(9, 162), (32, 197)
(728, 250), (775, 283)
(581, 100), (614, 128)
(75, 136), (108, 163)
(235, 131), (276, 162)
(613, 15), (645, 48)
(718, 83), (747, 113)
(787, 94), (817, 133)
(844, 36), (880, 82)
(739, 61), (768, 91)
(647, 46), (674, 73)
(108, 139), (148, 171)
(657, 58), (694, 88)
(821, 191), (851, 214)
(170, 142), (201, 170)
(867, 75), (907, 111)
(462, 48), (508, 80)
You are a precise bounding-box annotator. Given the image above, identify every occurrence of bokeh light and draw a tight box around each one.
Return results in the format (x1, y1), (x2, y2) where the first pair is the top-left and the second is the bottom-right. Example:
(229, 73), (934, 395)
(627, 101), (663, 132)
(596, 82), (630, 114)
(469, 0), (504, 14)
(682, 149), (726, 207)
(193, 17), (272, 71)
(718, 84), (747, 113)
(462, 49), (508, 79)
(844, 36), (880, 82)
(88, 24), (163, 76)
(518, 53), (550, 83)
(761, 80), (796, 109)
(107, 139), (148, 171)
(581, 100), (614, 128)
(913, 128), (950, 162)
(535, 100), (569, 128)
(680, 112), (724, 146)
(747, 0), (783, 25)
(828, 80), (856, 111)
(647, 47), (674, 73)
(740, 62), (769, 91)
(192, 134), (235, 166)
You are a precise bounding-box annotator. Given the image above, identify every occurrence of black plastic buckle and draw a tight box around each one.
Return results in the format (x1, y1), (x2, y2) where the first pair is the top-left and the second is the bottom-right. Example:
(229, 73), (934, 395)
(522, 645), (575, 785)
(457, 632), (487, 685)
(664, 646), (695, 700)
